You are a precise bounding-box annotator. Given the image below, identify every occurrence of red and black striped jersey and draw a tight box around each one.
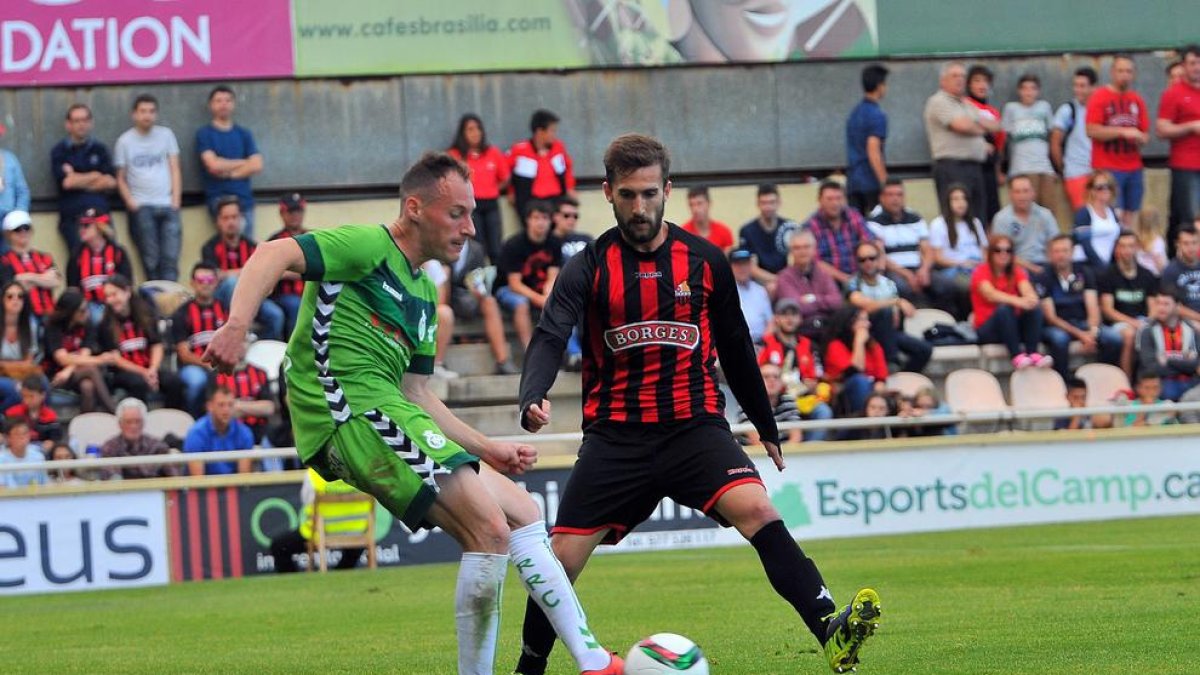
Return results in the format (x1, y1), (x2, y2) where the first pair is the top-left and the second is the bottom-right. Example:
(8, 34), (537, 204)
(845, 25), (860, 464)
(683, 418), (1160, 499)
(201, 235), (257, 272)
(267, 229), (306, 297)
(171, 299), (227, 357)
(67, 241), (133, 303)
(0, 249), (57, 317)
(519, 224), (779, 443)
(42, 322), (87, 376)
(97, 313), (161, 369)
(216, 365), (269, 430)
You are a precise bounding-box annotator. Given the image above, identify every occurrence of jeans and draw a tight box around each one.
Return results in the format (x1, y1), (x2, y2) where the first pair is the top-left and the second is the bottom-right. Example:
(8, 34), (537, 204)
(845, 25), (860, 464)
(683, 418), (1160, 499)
(179, 364), (212, 418)
(933, 159), (987, 224)
(1110, 169), (1145, 213)
(842, 373), (875, 414)
(132, 205), (182, 281)
(976, 304), (1043, 357)
(207, 195), (256, 238)
(1041, 320), (1124, 376)
(1162, 377), (1200, 402)
(472, 198), (504, 265)
(930, 266), (975, 320)
(217, 276), (284, 340)
(1168, 169), (1200, 258)
(804, 401), (833, 442)
(58, 214), (82, 253)
(275, 293), (303, 341)
(495, 286), (530, 313)
(867, 308), (932, 373)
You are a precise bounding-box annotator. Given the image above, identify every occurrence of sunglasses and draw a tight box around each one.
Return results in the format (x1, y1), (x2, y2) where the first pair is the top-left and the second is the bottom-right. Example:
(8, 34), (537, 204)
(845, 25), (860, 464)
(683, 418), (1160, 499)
(4, 292), (25, 299)
(1092, 184), (1112, 191)
(858, 255), (878, 263)
(9, 225), (31, 233)
(558, 212), (579, 219)
(194, 274), (217, 284)
(993, 247), (1013, 254)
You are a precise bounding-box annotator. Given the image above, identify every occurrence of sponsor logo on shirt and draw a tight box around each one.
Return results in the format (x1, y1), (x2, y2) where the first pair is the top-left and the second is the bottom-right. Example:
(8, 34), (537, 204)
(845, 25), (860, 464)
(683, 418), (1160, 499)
(634, 270), (662, 280)
(603, 320), (699, 352)
(674, 281), (691, 305)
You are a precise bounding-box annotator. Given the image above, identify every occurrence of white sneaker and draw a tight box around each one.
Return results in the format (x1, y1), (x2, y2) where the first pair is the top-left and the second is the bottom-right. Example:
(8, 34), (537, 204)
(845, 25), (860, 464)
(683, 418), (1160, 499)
(1031, 354), (1054, 369)
(432, 364), (460, 379)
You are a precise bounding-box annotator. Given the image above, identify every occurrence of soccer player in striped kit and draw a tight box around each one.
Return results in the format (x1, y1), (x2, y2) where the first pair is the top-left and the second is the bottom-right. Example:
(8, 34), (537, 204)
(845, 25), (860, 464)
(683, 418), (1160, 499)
(203, 153), (623, 675)
(515, 134), (881, 674)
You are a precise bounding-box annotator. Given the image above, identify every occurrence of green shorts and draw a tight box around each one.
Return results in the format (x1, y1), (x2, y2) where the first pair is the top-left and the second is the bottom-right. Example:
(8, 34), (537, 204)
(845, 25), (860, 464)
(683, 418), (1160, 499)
(306, 401), (479, 531)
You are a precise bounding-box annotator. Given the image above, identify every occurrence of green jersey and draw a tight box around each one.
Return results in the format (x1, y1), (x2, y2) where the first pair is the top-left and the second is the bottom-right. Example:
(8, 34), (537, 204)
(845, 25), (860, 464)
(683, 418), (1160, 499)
(285, 225), (439, 462)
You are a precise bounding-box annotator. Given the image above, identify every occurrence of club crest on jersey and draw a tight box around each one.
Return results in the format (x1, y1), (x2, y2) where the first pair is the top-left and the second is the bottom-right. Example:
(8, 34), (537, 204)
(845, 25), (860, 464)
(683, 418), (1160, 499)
(604, 320), (699, 352)
(674, 281), (691, 304)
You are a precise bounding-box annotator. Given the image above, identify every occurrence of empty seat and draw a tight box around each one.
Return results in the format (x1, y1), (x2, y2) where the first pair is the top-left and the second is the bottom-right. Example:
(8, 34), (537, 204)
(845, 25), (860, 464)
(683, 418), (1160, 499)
(67, 412), (120, 451)
(145, 408), (195, 445)
(1075, 363), (1131, 405)
(945, 369), (1009, 414)
(885, 372), (936, 399)
(246, 339), (289, 381)
(1009, 368), (1069, 410)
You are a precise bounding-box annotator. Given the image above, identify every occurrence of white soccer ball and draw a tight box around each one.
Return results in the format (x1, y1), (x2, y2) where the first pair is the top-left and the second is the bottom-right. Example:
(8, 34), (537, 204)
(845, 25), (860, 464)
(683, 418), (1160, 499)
(624, 633), (710, 674)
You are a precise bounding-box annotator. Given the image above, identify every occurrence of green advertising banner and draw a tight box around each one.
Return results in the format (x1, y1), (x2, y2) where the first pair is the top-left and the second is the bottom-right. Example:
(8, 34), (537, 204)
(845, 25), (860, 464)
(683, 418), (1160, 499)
(291, 0), (1191, 78)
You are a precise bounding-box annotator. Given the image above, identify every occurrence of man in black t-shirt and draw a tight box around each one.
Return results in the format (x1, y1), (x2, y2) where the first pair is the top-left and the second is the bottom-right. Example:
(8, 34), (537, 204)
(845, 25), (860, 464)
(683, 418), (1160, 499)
(1098, 231), (1159, 375)
(494, 200), (561, 350)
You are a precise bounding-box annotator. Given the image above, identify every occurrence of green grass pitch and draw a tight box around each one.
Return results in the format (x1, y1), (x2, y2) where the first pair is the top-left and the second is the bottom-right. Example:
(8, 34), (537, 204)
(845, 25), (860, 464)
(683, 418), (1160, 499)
(4, 515), (1195, 674)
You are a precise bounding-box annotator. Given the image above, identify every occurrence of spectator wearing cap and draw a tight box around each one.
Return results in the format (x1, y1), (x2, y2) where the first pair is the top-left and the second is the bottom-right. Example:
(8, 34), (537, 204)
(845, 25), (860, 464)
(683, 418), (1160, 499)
(0, 127), (30, 251)
(775, 229), (842, 338)
(51, 103), (117, 253)
(5, 374), (62, 451)
(731, 249), (772, 344)
(196, 85), (263, 236)
(114, 93), (182, 281)
(756, 302), (832, 441)
(0, 211), (60, 318)
(266, 193), (309, 336)
(846, 241), (931, 373)
(202, 196), (284, 340)
(66, 207), (133, 325)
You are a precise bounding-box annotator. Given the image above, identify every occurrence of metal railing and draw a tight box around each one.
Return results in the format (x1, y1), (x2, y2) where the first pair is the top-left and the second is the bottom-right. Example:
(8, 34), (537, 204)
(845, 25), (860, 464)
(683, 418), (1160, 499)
(2, 400), (1197, 477)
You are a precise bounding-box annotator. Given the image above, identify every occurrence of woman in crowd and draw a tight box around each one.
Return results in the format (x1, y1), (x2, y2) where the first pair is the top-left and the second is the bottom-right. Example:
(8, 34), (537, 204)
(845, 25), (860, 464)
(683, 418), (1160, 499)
(447, 113), (510, 264)
(44, 288), (117, 413)
(96, 274), (184, 409)
(928, 184), (989, 319)
(66, 209), (134, 325)
(1072, 170), (1123, 270)
(0, 281), (43, 409)
(823, 306), (888, 416)
(971, 233), (1050, 369)
(1134, 206), (1168, 274)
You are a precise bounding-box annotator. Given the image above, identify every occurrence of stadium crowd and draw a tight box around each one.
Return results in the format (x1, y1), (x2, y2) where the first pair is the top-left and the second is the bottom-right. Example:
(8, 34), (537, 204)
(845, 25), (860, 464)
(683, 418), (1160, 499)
(3, 47), (1200, 487)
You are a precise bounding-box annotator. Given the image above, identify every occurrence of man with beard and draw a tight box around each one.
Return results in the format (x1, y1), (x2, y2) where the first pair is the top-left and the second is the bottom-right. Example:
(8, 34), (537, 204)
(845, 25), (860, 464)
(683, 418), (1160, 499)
(513, 133), (881, 675)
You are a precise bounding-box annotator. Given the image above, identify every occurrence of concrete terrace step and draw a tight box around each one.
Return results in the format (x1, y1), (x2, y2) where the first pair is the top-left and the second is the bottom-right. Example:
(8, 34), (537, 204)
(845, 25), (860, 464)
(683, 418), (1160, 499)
(441, 372), (582, 406)
(451, 401), (584, 438)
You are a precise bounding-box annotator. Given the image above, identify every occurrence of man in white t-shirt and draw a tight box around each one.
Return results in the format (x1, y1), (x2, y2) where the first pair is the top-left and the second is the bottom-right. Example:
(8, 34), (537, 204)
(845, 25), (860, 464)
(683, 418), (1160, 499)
(114, 94), (182, 282)
(1050, 67), (1098, 213)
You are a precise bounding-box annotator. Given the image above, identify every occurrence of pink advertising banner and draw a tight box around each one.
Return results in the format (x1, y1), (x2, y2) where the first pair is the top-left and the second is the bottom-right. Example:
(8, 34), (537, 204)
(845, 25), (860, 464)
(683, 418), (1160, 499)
(0, 0), (294, 87)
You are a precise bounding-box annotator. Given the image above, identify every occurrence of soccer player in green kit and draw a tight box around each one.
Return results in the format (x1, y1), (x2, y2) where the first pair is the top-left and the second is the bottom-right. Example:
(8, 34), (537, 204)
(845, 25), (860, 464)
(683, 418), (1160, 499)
(203, 153), (623, 675)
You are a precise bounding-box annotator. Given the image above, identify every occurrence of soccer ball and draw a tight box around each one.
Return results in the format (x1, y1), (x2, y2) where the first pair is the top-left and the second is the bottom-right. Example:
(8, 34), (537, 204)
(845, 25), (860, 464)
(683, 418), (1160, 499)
(623, 633), (710, 674)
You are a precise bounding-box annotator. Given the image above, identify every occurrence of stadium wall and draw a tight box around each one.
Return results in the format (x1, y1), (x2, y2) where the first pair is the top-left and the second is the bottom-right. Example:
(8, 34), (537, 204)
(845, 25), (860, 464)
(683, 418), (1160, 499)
(3, 427), (1196, 594)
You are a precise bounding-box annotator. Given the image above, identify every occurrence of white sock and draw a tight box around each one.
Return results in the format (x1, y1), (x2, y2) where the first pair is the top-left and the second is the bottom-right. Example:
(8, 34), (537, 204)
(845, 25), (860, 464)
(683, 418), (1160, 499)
(456, 552), (508, 675)
(509, 521), (610, 671)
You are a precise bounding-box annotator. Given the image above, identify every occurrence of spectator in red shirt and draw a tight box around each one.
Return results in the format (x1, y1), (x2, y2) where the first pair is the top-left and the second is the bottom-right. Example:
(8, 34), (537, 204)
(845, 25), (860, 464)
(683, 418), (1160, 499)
(202, 196), (283, 340)
(66, 207), (133, 325)
(266, 193), (308, 336)
(971, 233), (1050, 369)
(1087, 55), (1150, 228)
(966, 65), (1006, 221)
(508, 109), (575, 223)
(681, 186), (734, 252)
(756, 300), (831, 441)
(1156, 45), (1200, 253)
(448, 113), (510, 264)
(97, 274), (184, 410)
(0, 211), (61, 318)
(5, 375), (61, 450)
(823, 306), (887, 415)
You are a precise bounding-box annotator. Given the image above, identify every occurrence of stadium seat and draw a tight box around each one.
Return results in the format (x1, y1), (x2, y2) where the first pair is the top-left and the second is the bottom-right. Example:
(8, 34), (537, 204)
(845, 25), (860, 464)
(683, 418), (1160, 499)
(1075, 363), (1131, 406)
(1009, 368), (1068, 410)
(67, 412), (120, 451)
(904, 308), (981, 367)
(885, 372), (936, 399)
(140, 280), (192, 317)
(246, 339), (288, 381)
(944, 369), (1008, 414)
(306, 492), (377, 573)
(145, 408), (195, 446)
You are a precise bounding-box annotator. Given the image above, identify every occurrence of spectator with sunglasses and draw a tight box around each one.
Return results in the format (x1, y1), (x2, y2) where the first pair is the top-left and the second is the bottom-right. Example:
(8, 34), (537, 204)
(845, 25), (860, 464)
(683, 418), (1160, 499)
(66, 207), (133, 325)
(1072, 170), (1123, 270)
(971, 233), (1052, 369)
(172, 262), (227, 417)
(0, 211), (60, 318)
(0, 281), (43, 409)
(846, 241), (931, 373)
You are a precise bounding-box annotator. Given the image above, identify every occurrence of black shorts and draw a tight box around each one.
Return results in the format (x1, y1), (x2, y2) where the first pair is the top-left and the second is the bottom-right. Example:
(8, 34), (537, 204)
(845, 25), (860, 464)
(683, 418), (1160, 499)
(551, 417), (763, 545)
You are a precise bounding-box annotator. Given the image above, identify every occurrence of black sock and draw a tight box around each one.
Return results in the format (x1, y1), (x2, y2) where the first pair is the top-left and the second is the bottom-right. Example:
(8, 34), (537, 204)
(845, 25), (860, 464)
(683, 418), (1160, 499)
(515, 596), (557, 675)
(749, 519), (837, 644)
